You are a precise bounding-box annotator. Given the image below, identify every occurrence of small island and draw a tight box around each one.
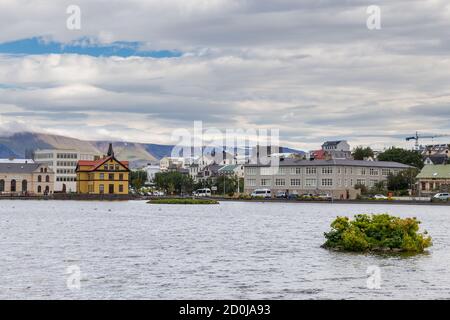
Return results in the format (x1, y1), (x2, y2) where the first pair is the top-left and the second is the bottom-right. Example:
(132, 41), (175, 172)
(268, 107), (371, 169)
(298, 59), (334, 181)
(148, 198), (219, 205)
(322, 214), (432, 253)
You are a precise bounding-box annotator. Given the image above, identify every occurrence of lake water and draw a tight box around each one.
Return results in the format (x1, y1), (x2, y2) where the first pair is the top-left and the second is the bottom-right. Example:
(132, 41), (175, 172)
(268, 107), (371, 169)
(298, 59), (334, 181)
(0, 200), (449, 300)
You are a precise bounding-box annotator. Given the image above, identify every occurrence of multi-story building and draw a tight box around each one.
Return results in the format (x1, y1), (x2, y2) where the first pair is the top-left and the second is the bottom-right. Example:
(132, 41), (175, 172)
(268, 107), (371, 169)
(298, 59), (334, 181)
(34, 149), (98, 193)
(0, 162), (54, 195)
(76, 144), (130, 195)
(320, 140), (352, 159)
(244, 159), (411, 199)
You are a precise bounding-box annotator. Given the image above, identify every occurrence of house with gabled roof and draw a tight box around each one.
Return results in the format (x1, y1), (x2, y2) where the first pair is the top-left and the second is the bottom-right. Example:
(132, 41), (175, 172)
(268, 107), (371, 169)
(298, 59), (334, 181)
(416, 164), (450, 196)
(76, 144), (130, 195)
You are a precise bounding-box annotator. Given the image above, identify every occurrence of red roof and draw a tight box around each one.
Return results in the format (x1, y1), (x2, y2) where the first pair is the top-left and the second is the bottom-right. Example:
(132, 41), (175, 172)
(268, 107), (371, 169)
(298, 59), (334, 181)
(77, 156), (129, 171)
(311, 149), (326, 160)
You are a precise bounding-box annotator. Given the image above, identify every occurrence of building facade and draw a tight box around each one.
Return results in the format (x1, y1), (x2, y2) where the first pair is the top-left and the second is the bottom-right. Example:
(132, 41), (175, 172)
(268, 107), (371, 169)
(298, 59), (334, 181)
(0, 163), (54, 195)
(416, 164), (450, 196)
(34, 149), (98, 193)
(76, 144), (130, 195)
(244, 159), (410, 199)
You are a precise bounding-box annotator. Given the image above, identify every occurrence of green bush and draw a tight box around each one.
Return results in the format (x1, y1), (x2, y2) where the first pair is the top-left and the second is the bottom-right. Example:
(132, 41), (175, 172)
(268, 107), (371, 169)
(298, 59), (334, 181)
(322, 214), (432, 253)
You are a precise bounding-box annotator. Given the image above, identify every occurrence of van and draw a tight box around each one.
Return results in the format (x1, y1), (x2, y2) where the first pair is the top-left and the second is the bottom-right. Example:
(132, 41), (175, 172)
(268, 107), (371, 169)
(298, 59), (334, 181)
(251, 189), (272, 199)
(433, 193), (450, 201)
(193, 188), (212, 197)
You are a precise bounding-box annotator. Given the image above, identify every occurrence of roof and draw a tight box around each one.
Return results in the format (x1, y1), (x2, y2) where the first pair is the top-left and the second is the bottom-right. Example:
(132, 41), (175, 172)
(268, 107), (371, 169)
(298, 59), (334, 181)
(425, 155), (449, 165)
(218, 164), (240, 172)
(322, 140), (346, 147)
(0, 159), (34, 164)
(417, 165), (450, 179)
(0, 163), (42, 174)
(311, 150), (326, 159)
(244, 158), (412, 169)
(77, 156), (129, 171)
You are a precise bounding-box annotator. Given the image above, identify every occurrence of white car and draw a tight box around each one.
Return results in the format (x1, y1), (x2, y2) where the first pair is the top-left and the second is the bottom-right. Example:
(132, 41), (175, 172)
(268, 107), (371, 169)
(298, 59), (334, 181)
(251, 189), (272, 199)
(193, 188), (212, 197)
(374, 194), (388, 200)
(152, 191), (165, 197)
(433, 193), (450, 201)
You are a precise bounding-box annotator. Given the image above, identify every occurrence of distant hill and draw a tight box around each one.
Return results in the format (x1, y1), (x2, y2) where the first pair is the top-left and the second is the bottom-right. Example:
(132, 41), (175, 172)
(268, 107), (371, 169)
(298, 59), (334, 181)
(0, 132), (305, 168)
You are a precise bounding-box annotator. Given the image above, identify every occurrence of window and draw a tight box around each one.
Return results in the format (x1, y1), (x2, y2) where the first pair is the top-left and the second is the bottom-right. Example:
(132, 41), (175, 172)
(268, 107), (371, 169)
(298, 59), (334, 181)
(321, 179), (333, 187)
(261, 179), (271, 186)
(261, 167), (275, 175)
(246, 167), (257, 175)
(382, 169), (391, 176)
(278, 167), (288, 175)
(290, 179), (301, 186)
(100, 173), (105, 180)
(37, 185), (42, 193)
(370, 168), (379, 176)
(360, 168), (366, 175)
(22, 180), (28, 192)
(305, 179), (317, 187)
(115, 165), (120, 171)
(45, 175), (50, 183)
(119, 174), (124, 180)
(369, 180), (378, 187)
(109, 174), (114, 181)
(99, 184), (104, 194)
(356, 179), (366, 186)
(0, 179), (4, 192)
(11, 180), (16, 192)
(38, 176), (42, 183)
(119, 185), (124, 193)
(322, 167), (333, 175)
(246, 179), (256, 187)
(275, 179), (285, 186)
(306, 167), (317, 175)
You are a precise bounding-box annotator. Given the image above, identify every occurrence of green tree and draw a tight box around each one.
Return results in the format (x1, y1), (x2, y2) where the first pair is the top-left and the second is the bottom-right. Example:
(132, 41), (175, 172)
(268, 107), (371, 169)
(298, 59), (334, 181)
(378, 147), (424, 168)
(154, 171), (194, 195)
(352, 146), (374, 160)
(130, 170), (148, 190)
(387, 168), (419, 192)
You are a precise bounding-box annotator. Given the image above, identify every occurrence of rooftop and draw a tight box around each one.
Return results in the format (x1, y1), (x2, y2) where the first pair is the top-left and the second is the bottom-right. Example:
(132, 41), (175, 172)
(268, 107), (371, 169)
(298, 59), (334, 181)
(0, 162), (42, 174)
(244, 158), (412, 169)
(417, 164), (450, 179)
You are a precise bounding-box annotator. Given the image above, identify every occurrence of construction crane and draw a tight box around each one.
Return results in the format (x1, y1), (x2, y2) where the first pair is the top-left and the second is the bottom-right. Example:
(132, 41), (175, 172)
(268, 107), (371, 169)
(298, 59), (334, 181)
(405, 132), (450, 150)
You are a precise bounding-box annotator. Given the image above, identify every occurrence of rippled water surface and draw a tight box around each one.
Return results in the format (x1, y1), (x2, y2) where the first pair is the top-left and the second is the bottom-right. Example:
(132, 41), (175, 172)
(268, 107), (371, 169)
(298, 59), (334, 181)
(0, 200), (449, 299)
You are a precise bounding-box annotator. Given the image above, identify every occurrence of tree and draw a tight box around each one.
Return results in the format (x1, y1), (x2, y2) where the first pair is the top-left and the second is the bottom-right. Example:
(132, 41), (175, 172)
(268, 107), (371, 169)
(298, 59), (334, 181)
(352, 146), (374, 160)
(387, 168), (420, 192)
(378, 147), (424, 168)
(154, 171), (194, 195)
(130, 170), (148, 190)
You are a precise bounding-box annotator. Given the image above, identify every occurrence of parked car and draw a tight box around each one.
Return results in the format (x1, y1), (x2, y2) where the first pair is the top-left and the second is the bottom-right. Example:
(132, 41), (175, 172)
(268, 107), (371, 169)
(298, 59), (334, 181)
(433, 193), (450, 201)
(152, 191), (165, 197)
(276, 191), (287, 199)
(300, 193), (314, 199)
(374, 194), (388, 200)
(317, 193), (332, 201)
(288, 191), (299, 200)
(193, 188), (212, 197)
(251, 189), (272, 199)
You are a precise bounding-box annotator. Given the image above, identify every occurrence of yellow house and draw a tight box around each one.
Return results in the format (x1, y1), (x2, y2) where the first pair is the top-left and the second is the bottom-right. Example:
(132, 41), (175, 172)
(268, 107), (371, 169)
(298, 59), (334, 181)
(76, 144), (130, 195)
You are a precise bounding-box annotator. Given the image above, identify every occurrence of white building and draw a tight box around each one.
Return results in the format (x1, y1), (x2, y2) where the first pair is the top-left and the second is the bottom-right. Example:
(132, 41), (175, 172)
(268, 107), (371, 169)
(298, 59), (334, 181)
(0, 158), (34, 164)
(33, 149), (98, 193)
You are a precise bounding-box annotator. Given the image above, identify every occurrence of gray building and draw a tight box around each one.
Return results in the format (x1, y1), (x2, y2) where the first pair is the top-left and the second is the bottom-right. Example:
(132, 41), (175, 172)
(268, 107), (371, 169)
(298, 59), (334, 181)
(244, 158), (411, 199)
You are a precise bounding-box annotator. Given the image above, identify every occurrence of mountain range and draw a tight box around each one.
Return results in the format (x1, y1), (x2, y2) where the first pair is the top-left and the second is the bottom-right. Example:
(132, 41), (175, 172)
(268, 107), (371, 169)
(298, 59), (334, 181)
(0, 132), (304, 168)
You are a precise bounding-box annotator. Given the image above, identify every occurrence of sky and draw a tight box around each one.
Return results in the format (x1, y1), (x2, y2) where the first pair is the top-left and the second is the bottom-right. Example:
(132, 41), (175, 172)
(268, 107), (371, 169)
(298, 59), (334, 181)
(0, 0), (450, 151)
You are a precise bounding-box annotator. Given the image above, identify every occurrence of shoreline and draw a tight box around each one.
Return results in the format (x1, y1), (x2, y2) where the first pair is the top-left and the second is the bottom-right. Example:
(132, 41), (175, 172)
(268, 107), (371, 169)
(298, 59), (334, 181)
(0, 194), (448, 206)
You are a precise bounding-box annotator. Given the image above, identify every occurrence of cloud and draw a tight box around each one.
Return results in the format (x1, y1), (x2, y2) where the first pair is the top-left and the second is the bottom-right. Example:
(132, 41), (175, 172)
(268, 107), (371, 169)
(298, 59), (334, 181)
(0, 0), (450, 150)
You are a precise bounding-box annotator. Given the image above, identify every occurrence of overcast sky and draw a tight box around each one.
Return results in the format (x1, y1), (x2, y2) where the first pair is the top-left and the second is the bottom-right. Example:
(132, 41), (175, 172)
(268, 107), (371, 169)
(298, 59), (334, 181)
(0, 0), (449, 151)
